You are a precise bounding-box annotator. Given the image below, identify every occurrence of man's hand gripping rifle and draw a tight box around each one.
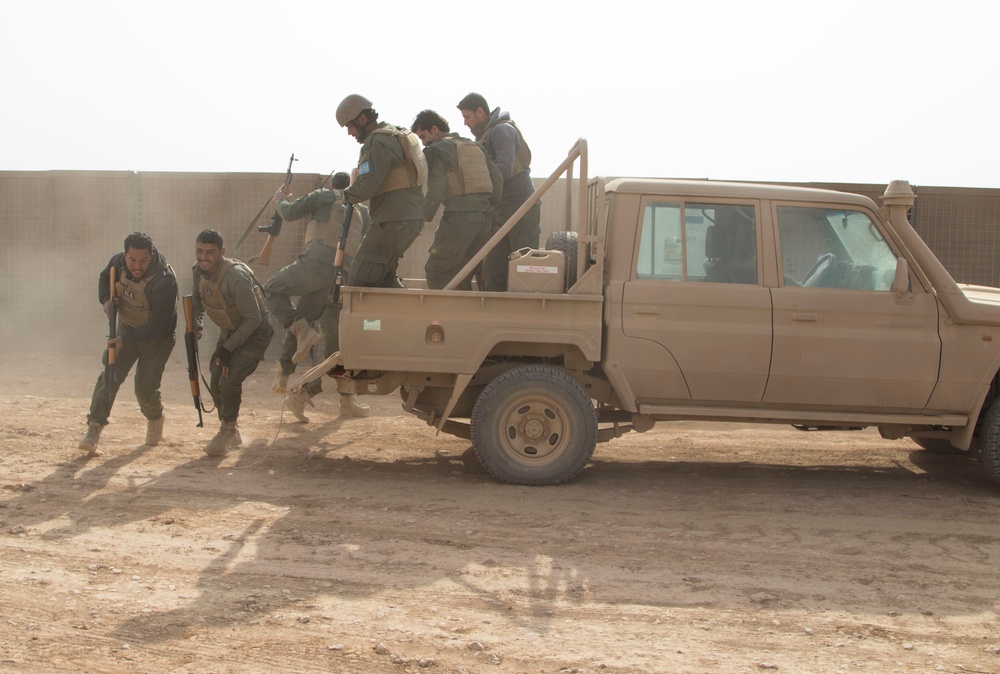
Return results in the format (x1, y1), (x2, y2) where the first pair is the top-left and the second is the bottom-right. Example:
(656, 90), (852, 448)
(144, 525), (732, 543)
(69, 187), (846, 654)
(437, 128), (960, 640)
(328, 201), (354, 306)
(255, 153), (296, 266)
(182, 295), (207, 427)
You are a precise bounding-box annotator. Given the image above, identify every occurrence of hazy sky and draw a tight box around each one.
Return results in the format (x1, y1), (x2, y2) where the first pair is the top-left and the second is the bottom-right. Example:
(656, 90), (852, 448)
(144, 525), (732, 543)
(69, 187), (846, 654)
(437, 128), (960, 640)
(4, 0), (998, 188)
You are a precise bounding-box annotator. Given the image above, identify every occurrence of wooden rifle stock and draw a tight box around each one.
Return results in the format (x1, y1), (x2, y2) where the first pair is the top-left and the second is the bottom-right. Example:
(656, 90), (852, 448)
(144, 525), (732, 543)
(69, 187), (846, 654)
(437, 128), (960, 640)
(257, 227), (278, 267)
(329, 202), (355, 306)
(182, 295), (204, 427)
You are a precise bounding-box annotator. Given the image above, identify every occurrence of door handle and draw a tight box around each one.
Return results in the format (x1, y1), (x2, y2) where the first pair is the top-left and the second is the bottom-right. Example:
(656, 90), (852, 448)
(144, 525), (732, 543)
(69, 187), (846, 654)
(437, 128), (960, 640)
(633, 306), (659, 315)
(791, 313), (817, 322)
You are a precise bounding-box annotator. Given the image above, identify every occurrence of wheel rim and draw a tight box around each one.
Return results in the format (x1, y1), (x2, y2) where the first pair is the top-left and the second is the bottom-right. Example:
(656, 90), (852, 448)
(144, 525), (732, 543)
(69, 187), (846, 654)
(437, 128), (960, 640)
(496, 393), (571, 466)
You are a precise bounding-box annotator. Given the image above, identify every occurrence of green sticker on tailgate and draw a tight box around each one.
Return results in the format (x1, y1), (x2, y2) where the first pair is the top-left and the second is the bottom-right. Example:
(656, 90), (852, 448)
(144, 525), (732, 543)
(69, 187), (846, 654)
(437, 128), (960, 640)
(363, 319), (382, 331)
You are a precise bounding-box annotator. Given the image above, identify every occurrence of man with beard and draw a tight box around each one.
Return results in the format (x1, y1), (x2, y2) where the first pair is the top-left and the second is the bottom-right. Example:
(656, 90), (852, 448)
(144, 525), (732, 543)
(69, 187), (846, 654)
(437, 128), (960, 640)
(80, 232), (177, 455)
(456, 92), (540, 292)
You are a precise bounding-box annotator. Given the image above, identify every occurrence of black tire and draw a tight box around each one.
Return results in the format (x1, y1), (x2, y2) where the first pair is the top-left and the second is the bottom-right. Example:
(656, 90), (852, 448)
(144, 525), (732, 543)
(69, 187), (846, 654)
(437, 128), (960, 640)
(470, 364), (598, 485)
(545, 231), (579, 291)
(980, 399), (1000, 486)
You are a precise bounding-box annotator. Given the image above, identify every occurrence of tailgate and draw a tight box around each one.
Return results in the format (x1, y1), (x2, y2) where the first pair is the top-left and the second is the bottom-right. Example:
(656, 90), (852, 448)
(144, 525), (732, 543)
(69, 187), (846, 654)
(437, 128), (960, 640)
(340, 287), (604, 374)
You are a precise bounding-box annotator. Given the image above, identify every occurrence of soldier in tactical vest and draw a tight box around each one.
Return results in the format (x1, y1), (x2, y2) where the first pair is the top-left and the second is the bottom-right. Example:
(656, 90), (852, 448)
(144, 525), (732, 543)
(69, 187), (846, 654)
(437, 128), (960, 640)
(80, 232), (178, 455)
(411, 109), (503, 290)
(269, 172), (372, 421)
(336, 94), (427, 288)
(266, 173), (361, 385)
(457, 93), (541, 292)
(191, 230), (274, 456)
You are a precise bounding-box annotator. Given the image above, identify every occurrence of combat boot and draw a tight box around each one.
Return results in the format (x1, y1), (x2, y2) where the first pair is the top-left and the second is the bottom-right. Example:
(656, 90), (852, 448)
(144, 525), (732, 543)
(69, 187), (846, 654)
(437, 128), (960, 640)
(289, 318), (321, 364)
(79, 422), (104, 456)
(285, 388), (314, 423)
(272, 361), (289, 394)
(204, 420), (242, 457)
(340, 393), (371, 418)
(145, 414), (164, 446)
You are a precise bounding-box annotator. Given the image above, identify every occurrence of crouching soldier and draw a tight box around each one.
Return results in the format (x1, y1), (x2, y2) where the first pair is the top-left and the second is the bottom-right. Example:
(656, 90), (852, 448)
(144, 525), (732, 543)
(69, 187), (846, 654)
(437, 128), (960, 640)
(192, 230), (274, 456)
(80, 232), (177, 455)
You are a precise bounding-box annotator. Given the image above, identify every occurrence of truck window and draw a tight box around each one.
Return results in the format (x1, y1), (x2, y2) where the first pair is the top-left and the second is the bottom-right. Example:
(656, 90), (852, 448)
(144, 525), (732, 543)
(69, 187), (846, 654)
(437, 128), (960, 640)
(777, 206), (897, 290)
(637, 202), (757, 284)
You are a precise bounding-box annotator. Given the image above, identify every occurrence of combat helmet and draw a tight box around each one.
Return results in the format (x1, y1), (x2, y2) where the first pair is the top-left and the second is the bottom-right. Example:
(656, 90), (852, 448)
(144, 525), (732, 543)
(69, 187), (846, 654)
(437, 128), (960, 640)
(337, 94), (373, 127)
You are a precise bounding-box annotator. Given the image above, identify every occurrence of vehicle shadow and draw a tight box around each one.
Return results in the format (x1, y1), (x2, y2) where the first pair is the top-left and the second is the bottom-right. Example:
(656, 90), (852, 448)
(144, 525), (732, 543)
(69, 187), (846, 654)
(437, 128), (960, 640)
(99, 437), (1000, 648)
(581, 447), (997, 495)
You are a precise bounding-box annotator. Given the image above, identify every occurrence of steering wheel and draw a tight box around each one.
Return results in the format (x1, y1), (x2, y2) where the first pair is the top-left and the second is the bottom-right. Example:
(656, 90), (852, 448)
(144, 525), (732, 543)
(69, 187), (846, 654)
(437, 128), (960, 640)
(802, 253), (836, 287)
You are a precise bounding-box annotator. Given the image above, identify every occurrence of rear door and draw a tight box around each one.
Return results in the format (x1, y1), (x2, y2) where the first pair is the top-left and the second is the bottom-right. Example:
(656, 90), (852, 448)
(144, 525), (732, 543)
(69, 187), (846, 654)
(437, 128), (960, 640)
(616, 197), (773, 403)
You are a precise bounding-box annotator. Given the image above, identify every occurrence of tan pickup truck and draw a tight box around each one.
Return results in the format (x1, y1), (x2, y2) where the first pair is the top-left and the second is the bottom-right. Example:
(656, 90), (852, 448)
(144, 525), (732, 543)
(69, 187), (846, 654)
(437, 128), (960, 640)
(309, 139), (1000, 487)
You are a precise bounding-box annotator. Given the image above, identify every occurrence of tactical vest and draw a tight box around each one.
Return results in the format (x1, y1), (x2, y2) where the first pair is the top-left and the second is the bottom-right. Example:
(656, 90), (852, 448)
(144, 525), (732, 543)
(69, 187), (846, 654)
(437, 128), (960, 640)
(482, 119), (532, 178)
(305, 202), (365, 248)
(198, 258), (266, 331)
(116, 274), (153, 328)
(369, 126), (428, 197)
(442, 136), (494, 200)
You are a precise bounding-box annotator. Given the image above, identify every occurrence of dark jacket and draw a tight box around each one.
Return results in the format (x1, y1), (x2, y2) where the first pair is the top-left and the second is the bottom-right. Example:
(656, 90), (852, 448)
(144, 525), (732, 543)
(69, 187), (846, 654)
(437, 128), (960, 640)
(99, 249), (177, 344)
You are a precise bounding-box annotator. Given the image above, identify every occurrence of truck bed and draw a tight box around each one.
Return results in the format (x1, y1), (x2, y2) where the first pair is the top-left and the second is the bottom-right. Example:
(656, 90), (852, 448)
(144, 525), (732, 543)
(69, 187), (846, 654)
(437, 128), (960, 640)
(339, 286), (604, 374)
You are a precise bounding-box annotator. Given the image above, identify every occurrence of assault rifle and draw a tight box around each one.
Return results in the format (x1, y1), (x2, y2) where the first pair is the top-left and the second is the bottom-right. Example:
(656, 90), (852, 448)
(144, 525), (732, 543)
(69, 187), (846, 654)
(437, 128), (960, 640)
(105, 265), (118, 394)
(182, 295), (205, 427)
(233, 195), (273, 254)
(328, 202), (354, 306)
(255, 153), (296, 266)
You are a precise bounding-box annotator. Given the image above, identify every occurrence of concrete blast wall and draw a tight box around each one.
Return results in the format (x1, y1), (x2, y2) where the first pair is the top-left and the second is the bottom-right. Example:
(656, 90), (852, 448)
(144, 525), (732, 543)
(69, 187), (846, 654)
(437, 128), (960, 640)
(0, 171), (997, 357)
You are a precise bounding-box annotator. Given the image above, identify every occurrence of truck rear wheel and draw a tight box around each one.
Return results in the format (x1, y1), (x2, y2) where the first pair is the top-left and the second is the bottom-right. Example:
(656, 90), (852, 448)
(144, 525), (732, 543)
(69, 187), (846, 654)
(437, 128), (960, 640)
(470, 364), (598, 485)
(980, 398), (1000, 486)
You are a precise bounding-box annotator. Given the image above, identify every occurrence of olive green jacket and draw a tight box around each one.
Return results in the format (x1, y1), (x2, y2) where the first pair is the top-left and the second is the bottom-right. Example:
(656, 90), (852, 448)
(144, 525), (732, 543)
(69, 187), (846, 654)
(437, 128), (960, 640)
(344, 122), (424, 223)
(422, 133), (503, 222)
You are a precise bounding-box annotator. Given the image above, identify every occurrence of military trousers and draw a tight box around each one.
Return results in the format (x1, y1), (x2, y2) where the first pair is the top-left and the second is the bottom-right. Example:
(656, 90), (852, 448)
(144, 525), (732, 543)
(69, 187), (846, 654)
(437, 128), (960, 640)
(208, 323), (273, 423)
(482, 200), (541, 292)
(349, 219), (422, 288)
(293, 297), (345, 398)
(88, 333), (175, 426)
(425, 209), (490, 290)
(262, 255), (335, 328)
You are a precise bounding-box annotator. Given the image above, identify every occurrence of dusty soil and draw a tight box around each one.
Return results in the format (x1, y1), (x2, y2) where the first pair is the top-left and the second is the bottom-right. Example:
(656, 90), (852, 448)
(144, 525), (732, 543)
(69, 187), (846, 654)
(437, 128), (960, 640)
(1, 352), (999, 674)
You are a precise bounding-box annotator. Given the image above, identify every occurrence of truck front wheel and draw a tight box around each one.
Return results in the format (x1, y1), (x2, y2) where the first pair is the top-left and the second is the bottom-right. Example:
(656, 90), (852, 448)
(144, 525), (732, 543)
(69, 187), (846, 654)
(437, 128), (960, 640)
(470, 364), (598, 485)
(980, 398), (1000, 486)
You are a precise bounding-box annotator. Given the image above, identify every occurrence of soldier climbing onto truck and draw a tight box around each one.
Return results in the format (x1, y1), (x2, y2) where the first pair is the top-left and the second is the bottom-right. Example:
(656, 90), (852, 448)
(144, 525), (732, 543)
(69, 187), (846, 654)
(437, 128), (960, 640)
(272, 172), (372, 422)
(335, 94), (427, 289)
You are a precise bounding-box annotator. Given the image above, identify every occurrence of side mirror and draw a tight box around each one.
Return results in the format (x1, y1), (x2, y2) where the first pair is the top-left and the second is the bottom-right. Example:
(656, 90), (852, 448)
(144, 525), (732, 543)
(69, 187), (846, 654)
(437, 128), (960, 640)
(891, 257), (910, 294)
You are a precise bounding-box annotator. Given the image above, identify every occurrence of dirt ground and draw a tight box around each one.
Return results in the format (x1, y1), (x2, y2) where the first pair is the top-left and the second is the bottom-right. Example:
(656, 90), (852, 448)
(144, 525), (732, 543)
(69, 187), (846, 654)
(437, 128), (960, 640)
(2, 352), (999, 674)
